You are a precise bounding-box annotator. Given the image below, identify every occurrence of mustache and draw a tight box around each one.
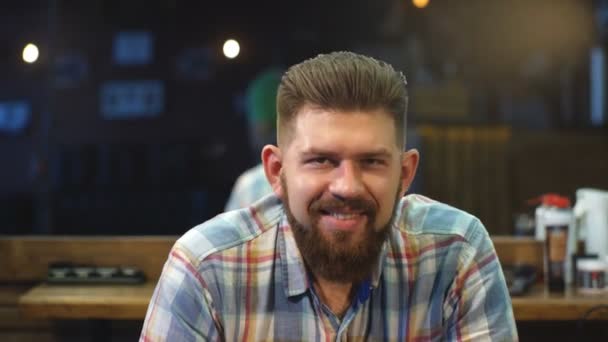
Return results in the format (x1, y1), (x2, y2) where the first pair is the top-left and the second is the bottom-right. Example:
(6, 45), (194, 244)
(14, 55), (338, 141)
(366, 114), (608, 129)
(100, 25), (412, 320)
(309, 197), (376, 215)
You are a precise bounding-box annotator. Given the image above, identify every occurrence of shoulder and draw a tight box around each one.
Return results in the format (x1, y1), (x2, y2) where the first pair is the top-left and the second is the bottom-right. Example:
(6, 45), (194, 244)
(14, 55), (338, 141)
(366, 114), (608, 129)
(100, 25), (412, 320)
(234, 164), (268, 188)
(395, 194), (487, 247)
(387, 194), (497, 287)
(225, 164), (273, 211)
(175, 193), (283, 267)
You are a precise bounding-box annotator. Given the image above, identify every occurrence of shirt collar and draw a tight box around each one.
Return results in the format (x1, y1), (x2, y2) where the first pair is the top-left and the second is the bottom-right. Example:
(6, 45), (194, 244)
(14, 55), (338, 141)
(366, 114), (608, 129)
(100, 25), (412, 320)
(370, 242), (388, 288)
(278, 213), (310, 297)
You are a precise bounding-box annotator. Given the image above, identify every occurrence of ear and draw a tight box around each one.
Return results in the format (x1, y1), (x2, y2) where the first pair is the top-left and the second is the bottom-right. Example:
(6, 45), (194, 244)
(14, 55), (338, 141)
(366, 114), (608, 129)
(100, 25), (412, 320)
(261, 144), (284, 198)
(399, 148), (419, 197)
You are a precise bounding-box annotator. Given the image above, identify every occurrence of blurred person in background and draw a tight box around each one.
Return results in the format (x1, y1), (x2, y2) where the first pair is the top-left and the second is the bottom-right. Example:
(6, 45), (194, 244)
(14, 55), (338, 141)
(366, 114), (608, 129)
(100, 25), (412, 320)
(141, 51), (517, 341)
(224, 67), (281, 211)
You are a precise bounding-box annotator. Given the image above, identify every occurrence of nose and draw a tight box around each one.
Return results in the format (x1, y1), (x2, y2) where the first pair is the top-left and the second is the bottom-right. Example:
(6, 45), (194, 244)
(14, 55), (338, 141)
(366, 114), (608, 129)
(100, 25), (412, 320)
(329, 160), (365, 200)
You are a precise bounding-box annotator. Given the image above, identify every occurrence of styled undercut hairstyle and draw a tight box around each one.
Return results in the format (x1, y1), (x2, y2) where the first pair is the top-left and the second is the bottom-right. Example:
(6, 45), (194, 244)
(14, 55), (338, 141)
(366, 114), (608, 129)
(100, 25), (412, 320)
(276, 51), (408, 148)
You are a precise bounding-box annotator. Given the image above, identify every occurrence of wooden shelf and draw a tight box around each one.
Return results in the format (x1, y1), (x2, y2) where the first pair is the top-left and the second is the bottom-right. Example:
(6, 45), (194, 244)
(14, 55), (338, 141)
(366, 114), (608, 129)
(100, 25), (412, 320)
(19, 283), (155, 320)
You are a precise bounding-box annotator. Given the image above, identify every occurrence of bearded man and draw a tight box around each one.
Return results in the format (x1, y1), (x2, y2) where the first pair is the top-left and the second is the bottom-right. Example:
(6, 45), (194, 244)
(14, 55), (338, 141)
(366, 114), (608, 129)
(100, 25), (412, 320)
(141, 51), (517, 341)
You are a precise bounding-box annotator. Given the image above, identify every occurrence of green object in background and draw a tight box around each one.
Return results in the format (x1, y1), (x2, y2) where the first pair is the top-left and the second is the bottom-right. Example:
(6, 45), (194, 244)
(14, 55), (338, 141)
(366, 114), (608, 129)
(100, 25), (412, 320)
(246, 68), (282, 126)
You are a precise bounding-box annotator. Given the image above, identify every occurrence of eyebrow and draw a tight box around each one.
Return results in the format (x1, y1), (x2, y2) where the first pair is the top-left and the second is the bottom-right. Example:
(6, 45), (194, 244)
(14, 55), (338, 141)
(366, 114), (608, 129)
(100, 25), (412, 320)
(300, 148), (393, 159)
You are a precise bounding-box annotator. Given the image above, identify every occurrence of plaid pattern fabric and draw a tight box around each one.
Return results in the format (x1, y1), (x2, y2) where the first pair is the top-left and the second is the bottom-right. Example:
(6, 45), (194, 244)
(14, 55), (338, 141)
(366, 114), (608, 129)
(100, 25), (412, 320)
(224, 164), (272, 211)
(141, 194), (518, 341)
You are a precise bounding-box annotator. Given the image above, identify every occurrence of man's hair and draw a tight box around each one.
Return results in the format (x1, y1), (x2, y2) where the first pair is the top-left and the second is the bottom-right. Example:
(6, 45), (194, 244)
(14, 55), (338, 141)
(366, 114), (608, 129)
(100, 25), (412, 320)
(276, 51), (408, 148)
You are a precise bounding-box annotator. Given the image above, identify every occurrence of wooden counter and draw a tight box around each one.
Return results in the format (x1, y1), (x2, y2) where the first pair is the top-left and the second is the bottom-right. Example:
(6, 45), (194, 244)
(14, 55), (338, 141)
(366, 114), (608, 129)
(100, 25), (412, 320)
(19, 283), (155, 320)
(18, 282), (608, 321)
(512, 286), (608, 321)
(1, 236), (176, 339)
(8, 236), (608, 322)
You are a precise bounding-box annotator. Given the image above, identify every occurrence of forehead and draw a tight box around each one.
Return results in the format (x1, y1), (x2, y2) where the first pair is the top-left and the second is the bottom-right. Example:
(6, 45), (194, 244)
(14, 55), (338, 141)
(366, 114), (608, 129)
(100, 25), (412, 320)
(287, 106), (400, 155)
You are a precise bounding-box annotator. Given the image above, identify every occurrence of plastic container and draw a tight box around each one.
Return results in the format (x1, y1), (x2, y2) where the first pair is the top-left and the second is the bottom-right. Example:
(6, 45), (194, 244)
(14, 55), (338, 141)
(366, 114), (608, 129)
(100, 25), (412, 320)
(576, 259), (606, 294)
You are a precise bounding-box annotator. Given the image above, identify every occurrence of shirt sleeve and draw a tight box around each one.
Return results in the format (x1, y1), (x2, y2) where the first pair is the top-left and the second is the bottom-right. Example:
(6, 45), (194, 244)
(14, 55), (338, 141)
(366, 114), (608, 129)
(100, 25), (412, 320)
(140, 247), (223, 342)
(443, 221), (518, 341)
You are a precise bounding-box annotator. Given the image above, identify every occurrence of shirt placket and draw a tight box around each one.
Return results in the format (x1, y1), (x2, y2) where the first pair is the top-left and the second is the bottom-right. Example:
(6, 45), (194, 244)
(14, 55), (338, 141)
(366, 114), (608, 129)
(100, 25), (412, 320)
(309, 281), (372, 342)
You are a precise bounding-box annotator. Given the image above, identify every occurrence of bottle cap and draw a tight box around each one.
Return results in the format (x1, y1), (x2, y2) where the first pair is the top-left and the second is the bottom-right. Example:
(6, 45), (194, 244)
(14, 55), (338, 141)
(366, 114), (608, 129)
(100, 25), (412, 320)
(540, 193), (571, 208)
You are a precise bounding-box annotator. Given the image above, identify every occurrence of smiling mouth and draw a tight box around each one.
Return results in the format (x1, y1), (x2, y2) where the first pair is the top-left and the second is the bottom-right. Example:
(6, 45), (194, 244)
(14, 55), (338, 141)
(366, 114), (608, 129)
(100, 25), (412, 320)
(321, 210), (363, 220)
(317, 209), (369, 232)
(320, 209), (365, 216)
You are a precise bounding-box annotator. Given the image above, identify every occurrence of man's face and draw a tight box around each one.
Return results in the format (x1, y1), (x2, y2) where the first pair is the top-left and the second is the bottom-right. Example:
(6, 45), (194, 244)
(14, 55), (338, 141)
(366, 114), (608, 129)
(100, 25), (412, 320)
(278, 105), (408, 282)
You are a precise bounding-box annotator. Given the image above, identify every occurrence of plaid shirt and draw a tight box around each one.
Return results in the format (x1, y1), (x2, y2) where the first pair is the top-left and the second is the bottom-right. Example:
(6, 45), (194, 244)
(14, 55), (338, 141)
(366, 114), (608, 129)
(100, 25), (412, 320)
(141, 194), (517, 341)
(224, 164), (272, 211)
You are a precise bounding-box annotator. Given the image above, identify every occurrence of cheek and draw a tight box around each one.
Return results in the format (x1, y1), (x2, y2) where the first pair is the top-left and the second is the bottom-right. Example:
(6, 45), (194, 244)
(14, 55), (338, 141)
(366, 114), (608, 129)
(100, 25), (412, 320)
(290, 171), (326, 198)
(284, 176), (320, 220)
(368, 178), (401, 220)
(366, 174), (396, 198)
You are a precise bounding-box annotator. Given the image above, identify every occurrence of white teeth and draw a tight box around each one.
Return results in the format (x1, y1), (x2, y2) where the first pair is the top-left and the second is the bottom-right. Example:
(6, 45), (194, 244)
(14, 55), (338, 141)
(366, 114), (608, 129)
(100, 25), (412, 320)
(330, 212), (359, 220)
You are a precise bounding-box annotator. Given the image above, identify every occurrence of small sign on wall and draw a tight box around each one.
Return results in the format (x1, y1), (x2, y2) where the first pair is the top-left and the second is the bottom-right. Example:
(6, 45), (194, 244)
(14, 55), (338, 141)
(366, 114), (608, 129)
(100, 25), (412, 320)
(54, 52), (88, 88)
(176, 47), (214, 81)
(0, 101), (31, 134)
(100, 80), (164, 119)
(113, 31), (154, 66)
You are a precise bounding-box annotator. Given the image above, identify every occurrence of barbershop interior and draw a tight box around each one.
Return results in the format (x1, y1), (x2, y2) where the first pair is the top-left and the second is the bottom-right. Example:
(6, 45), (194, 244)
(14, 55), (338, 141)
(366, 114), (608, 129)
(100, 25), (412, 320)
(1, 0), (608, 340)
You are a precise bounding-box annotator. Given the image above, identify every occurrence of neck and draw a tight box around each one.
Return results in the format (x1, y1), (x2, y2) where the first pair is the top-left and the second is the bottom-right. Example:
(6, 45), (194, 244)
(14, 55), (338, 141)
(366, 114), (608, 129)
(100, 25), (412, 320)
(312, 275), (356, 319)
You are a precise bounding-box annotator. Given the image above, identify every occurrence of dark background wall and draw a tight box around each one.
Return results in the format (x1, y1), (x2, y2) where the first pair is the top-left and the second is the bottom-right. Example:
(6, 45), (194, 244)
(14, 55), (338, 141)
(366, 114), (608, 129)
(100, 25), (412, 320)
(0, 0), (606, 235)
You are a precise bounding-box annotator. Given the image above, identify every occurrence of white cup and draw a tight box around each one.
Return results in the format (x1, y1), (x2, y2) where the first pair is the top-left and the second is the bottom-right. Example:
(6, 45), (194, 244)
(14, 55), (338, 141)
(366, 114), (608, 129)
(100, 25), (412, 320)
(574, 188), (608, 262)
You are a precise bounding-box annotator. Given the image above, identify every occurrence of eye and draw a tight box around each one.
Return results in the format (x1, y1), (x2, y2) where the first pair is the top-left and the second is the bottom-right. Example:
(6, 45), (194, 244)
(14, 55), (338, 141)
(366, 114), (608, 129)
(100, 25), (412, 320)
(361, 158), (385, 167)
(310, 157), (330, 164)
(308, 157), (332, 165)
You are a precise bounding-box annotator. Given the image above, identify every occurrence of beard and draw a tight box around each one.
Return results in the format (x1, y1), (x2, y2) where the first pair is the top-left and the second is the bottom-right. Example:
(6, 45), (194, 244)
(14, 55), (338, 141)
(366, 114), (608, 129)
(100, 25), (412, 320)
(281, 175), (402, 284)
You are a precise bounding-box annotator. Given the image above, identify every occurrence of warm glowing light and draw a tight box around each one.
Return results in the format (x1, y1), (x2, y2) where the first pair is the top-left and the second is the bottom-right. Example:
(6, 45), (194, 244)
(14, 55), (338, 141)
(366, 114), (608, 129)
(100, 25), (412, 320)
(22, 43), (39, 63)
(412, 0), (429, 9)
(223, 39), (240, 59)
